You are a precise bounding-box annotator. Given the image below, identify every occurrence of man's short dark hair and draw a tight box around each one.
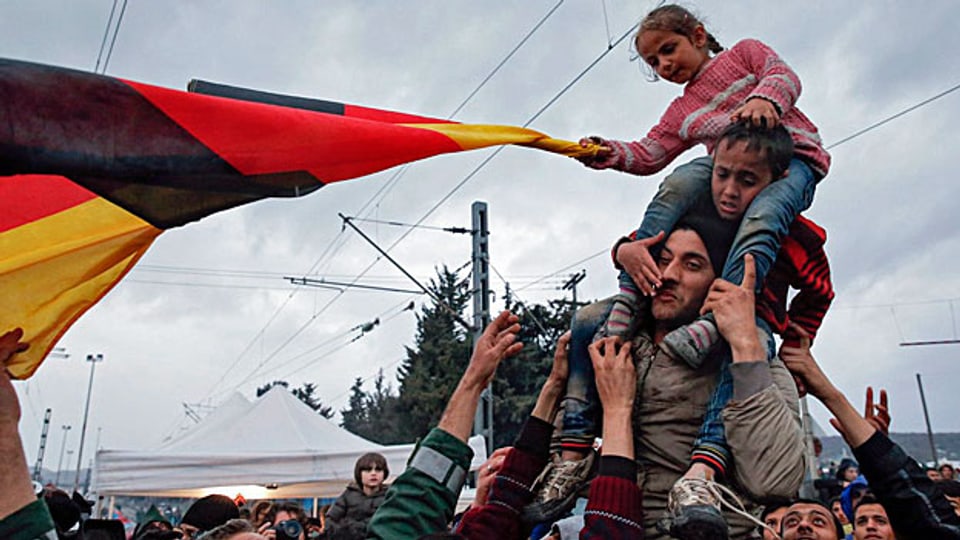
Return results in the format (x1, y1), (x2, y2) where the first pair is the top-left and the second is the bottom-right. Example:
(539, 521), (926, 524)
(716, 121), (794, 179)
(783, 498), (844, 540)
(853, 494), (883, 515)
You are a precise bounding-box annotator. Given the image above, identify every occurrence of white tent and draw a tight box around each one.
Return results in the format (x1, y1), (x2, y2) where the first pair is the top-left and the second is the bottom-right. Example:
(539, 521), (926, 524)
(93, 387), (485, 499)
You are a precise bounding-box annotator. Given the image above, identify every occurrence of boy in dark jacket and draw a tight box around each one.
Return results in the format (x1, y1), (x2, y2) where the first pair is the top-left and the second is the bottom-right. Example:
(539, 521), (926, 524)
(326, 453), (389, 540)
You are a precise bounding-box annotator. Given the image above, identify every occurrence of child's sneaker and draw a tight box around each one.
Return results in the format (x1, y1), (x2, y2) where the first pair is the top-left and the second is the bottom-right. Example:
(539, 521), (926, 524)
(522, 451), (597, 524)
(661, 314), (721, 369)
(657, 477), (729, 539)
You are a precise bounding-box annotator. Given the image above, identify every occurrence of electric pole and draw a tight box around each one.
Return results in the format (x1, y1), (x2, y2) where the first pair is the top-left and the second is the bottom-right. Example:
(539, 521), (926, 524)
(74, 353), (103, 494)
(917, 373), (939, 465)
(560, 270), (587, 307)
(33, 408), (52, 483)
(471, 201), (493, 452)
(55, 425), (72, 487)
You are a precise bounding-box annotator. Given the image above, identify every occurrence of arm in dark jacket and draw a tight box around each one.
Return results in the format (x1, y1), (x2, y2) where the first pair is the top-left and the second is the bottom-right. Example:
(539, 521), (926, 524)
(853, 431), (960, 538)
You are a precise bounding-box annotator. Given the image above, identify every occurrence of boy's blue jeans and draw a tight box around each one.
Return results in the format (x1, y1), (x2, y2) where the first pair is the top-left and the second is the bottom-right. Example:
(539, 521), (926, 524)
(634, 155), (817, 286)
(563, 156), (817, 463)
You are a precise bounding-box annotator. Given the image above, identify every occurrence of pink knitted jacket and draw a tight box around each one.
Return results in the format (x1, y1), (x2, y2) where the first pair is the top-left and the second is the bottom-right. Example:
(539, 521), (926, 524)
(593, 38), (830, 177)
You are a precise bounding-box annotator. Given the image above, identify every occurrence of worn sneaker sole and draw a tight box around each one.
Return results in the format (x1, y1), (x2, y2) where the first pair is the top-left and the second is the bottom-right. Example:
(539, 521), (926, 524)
(521, 486), (585, 525)
(660, 505), (729, 540)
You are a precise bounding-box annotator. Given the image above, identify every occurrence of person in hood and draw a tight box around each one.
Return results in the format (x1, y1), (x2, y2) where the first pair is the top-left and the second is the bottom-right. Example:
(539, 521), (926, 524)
(133, 505), (178, 540)
(325, 453), (388, 540)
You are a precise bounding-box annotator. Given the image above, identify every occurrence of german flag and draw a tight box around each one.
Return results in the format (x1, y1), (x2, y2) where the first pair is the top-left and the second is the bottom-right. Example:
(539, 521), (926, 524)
(0, 58), (596, 378)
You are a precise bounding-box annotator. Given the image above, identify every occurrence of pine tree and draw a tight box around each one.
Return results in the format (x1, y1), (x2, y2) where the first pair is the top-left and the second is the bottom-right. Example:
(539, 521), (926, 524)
(340, 370), (405, 444)
(394, 266), (472, 441)
(491, 298), (575, 447)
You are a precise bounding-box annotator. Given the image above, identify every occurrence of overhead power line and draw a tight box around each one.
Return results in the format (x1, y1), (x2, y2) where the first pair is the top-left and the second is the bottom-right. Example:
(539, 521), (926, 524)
(827, 81), (960, 150)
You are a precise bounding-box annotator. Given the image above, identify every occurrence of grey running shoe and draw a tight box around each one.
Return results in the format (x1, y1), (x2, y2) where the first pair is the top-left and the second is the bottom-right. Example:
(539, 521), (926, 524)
(661, 317), (720, 369)
(658, 477), (729, 540)
(522, 451), (596, 524)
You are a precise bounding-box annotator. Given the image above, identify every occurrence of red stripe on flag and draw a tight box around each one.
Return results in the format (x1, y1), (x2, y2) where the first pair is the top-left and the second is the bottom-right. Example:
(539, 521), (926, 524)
(342, 103), (457, 125)
(125, 80), (464, 183)
(0, 175), (97, 233)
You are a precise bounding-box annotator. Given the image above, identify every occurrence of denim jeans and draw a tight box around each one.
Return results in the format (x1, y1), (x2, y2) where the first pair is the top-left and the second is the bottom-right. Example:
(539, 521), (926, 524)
(635, 156), (817, 290)
(559, 298), (613, 446)
(693, 319), (776, 460)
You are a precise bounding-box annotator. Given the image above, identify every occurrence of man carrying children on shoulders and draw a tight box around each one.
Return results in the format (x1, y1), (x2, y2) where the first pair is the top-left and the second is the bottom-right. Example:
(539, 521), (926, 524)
(526, 121), (834, 539)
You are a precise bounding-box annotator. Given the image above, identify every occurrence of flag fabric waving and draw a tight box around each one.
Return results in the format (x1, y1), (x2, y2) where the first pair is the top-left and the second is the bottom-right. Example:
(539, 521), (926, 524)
(0, 58), (596, 378)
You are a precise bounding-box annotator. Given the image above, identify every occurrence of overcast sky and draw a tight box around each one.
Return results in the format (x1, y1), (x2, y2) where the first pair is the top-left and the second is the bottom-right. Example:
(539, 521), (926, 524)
(5, 1), (960, 470)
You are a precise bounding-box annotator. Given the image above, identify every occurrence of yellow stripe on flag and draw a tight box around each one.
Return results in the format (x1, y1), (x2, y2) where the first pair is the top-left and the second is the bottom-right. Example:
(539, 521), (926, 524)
(1, 198), (161, 378)
(404, 123), (602, 157)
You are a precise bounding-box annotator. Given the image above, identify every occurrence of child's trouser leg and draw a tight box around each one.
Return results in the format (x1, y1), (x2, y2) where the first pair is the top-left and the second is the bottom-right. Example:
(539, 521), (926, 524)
(634, 156), (714, 240)
(558, 298), (613, 453)
(690, 322), (777, 478)
(663, 158), (817, 368)
(598, 271), (643, 339)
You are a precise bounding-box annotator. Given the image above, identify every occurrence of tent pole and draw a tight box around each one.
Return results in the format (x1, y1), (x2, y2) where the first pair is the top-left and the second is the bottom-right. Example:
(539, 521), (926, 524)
(312, 497), (318, 518)
(107, 496), (115, 519)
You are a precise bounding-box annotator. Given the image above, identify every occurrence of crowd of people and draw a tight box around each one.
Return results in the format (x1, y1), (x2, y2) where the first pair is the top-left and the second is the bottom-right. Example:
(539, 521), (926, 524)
(3, 2), (960, 539)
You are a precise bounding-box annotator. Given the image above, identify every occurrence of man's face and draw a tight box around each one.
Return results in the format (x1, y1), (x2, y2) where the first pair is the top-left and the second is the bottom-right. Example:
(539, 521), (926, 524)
(650, 229), (716, 329)
(940, 465), (955, 480)
(831, 500), (849, 525)
(763, 506), (787, 540)
(781, 502), (840, 540)
(711, 138), (777, 221)
(927, 469), (943, 482)
(853, 504), (894, 540)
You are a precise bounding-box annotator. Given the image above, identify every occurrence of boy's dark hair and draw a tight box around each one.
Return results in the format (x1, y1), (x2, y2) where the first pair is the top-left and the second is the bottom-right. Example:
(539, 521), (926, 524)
(783, 498), (844, 540)
(716, 121), (794, 179)
(354, 452), (389, 485)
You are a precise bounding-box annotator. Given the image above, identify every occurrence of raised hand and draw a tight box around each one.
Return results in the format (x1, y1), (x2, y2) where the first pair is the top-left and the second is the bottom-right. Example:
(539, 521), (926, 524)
(701, 254), (760, 356)
(474, 446), (512, 507)
(831, 387), (890, 439)
(589, 337), (635, 414)
(465, 311), (523, 388)
(616, 231), (666, 296)
(730, 98), (781, 128)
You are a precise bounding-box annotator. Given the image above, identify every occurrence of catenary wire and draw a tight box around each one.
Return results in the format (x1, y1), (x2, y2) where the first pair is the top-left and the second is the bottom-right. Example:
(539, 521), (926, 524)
(93, 0), (118, 73)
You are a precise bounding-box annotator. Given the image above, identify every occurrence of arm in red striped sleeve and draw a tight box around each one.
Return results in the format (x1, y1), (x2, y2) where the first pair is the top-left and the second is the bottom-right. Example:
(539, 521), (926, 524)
(782, 218), (834, 347)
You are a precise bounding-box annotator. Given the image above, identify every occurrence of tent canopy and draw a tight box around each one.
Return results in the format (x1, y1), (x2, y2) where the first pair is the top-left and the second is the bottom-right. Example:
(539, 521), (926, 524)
(92, 387), (433, 498)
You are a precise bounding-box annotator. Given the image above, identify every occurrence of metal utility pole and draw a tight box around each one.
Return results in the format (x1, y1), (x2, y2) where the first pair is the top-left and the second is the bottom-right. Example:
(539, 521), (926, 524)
(560, 270), (587, 307)
(799, 397), (820, 499)
(32, 408), (52, 483)
(55, 425), (72, 486)
(74, 353), (103, 494)
(471, 201), (493, 452)
(916, 373), (939, 464)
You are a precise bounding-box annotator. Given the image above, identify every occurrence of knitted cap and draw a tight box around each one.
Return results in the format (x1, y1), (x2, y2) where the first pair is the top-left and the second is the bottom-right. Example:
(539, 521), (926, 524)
(675, 212), (737, 277)
(181, 494), (239, 532)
